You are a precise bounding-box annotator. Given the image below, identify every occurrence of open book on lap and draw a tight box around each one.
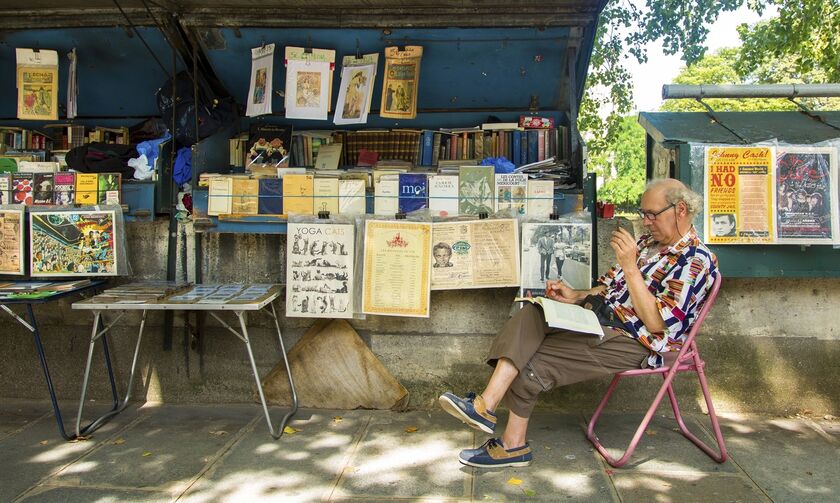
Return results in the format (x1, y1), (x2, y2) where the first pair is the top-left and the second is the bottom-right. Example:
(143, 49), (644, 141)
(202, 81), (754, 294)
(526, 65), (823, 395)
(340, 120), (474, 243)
(514, 296), (605, 337)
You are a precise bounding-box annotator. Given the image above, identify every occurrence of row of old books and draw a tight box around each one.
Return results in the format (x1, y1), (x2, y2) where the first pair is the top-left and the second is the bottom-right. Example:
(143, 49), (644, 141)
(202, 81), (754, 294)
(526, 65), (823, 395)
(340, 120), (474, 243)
(0, 127), (52, 151)
(205, 167), (559, 218)
(0, 172), (122, 206)
(229, 123), (570, 172)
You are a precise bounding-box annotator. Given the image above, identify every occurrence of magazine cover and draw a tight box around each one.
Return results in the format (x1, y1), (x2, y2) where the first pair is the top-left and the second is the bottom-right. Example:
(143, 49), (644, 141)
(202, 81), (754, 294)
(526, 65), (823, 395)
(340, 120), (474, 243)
(30, 210), (118, 276)
(16, 48), (59, 121)
(380, 46), (423, 120)
(286, 222), (355, 318)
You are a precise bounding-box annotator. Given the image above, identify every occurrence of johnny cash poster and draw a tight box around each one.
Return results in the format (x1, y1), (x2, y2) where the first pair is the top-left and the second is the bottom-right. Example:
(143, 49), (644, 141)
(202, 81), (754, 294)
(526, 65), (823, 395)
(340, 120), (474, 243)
(775, 147), (838, 244)
(286, 222), (355, 318)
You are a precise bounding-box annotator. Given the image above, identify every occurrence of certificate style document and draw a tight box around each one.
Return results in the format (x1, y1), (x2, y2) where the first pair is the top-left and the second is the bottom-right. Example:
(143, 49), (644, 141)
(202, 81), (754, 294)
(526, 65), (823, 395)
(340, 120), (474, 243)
(431, 218), (520, 290)
(286, 222), (355, 318)
(362, 219), (432, 317)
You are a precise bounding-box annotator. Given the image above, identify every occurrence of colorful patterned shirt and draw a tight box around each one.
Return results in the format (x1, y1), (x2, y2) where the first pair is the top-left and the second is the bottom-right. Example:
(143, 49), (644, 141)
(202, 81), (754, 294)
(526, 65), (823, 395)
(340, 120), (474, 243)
(596, 227), (718, 367)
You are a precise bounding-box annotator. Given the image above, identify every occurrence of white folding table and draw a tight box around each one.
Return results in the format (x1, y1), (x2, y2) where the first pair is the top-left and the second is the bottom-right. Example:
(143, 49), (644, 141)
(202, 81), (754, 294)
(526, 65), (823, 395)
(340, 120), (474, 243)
(71, 284), (298, 439)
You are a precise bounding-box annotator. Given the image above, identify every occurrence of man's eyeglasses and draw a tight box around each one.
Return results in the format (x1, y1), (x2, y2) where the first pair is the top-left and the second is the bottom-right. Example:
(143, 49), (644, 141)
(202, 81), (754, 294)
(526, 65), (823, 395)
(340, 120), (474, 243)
(637, 203), (675, 221)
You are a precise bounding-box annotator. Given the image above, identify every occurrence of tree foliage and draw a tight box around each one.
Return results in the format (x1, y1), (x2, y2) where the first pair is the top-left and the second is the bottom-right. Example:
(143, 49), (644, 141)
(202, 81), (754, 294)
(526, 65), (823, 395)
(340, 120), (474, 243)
(590, 115), (646, 210)
(582, 0), (839, 206)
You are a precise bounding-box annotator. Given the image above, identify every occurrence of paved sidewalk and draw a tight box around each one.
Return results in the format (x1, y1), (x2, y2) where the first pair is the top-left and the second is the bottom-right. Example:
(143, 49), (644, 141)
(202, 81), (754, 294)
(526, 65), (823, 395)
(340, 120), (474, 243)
(1, 399), (838, 502)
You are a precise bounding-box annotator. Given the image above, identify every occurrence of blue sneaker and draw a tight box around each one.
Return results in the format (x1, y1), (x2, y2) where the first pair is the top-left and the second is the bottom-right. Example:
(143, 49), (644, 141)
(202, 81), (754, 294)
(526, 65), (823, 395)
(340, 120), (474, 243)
(459, 438), (533, 468)
(438, 391), (497, 434)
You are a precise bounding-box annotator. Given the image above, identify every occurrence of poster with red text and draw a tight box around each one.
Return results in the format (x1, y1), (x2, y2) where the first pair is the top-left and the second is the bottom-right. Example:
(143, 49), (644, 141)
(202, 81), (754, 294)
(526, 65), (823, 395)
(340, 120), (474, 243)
(704, 146), (775, 245)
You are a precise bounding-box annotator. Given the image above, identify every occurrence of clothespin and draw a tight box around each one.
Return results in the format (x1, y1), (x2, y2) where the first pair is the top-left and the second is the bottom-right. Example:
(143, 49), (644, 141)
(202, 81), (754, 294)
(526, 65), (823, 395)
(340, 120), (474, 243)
(318, 210), (330, 219)
(304, 35), (313, 54)
(355, 38), (362, 60)
(478, 212), (489, 220)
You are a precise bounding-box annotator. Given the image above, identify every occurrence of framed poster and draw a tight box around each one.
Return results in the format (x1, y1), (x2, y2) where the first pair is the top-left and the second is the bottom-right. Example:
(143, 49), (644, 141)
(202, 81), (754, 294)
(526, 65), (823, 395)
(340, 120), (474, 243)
(362, 219), (432, 317)
(286, 222), (355, 318)
(0, 209), (25, 275)
(30, 210), (118, 276)
(520, 222), (592, 296)
(775, 147), (838, 244)
(704, 146), (775, 244)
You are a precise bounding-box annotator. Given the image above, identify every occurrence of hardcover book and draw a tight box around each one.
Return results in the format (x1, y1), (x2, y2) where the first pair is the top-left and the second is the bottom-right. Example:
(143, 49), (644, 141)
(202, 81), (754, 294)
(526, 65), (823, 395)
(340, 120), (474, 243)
(231, 177), (259, 215)
(313, 143), (342, 171)
(282, 174), (314, 215)
(495, 173), (528, 215)
(12, 174), (33, 206)
(257, 178), (283, 214)
(75, 173), (98, 205)
(97, 173), (121, 204)
(458, 166), (494, 215)
(207, 176), (233, 216)
(398, 173), (428, 213)
(32, 173), (54, 205)
(338, 179), (366, 215)
(313, 177), (339, 215)
(53, 172), (75, 205)
(428, 174), (459, 217)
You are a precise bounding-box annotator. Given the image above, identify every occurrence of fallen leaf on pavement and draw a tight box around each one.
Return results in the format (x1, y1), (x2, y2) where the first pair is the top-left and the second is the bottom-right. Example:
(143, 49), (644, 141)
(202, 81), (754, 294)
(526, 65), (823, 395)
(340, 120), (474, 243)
(209, 430), (228, 436)
(113, 438), (126, 445)
(283, 426), (300, 435)
(405, 426), (418, 433)
(333, 416), (343, 423)
(39, 440), (49, 445)
(142, 451), (152, 457)
(507, 477), (522, 485)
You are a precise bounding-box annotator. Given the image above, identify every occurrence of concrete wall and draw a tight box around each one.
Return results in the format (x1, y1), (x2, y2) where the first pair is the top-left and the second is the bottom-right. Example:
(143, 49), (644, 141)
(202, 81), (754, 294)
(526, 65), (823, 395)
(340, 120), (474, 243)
(2, 218), (838, 416)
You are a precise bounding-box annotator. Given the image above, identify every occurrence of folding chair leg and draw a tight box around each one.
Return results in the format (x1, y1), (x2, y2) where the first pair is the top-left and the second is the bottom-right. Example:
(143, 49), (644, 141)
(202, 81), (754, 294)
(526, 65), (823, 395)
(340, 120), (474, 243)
(586, 373), (674, 468)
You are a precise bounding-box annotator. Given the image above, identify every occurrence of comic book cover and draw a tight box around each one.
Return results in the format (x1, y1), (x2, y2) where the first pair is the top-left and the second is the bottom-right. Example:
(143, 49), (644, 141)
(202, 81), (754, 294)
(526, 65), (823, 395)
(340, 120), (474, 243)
(30, 210), (118, 276)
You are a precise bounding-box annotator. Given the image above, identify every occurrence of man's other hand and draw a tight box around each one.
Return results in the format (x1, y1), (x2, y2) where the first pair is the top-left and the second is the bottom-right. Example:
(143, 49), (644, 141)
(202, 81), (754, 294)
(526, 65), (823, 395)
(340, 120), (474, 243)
(610, 227), (638, 271)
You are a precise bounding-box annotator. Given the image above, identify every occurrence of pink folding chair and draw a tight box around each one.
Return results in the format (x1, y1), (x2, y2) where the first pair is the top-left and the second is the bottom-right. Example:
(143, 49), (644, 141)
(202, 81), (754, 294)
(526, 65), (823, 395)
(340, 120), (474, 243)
(585, 273), (727, 468)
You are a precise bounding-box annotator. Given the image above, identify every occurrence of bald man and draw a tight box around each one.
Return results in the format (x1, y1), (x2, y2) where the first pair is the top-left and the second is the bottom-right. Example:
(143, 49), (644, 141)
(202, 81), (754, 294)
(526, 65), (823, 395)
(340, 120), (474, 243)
(439, 179), (719, 468)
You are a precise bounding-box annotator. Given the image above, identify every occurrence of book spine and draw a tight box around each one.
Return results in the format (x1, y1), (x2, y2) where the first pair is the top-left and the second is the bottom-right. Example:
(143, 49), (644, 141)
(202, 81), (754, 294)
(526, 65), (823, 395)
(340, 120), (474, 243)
(512, 130), (521, 166)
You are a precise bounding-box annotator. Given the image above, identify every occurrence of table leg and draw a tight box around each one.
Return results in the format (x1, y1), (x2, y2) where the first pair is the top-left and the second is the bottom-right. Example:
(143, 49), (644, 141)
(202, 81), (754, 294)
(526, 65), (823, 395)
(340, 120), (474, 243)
(76, 309), (148, 438)
(237, 304), (298, 439)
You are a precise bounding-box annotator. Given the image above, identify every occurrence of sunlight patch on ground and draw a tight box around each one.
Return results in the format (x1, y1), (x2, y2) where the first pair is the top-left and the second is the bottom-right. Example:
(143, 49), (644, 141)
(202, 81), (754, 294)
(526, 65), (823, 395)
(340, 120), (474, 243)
(535, 470), (599, 496)
(29, 442), (89, 463)
(181, 469), (329, 503)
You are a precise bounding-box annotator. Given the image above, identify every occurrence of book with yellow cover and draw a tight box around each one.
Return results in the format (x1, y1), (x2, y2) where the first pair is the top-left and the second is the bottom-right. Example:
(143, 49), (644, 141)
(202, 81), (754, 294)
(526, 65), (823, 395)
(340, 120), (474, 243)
(231, 177), (259, 215)
(282, 174), (314, 215)
(74, 173), (98, 205)
(313, 177), (339, 215)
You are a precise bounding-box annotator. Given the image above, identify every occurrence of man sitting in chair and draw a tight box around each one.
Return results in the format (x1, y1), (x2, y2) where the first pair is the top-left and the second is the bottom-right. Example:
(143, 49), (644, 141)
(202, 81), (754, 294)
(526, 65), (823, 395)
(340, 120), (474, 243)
(439, 178), (718, 468)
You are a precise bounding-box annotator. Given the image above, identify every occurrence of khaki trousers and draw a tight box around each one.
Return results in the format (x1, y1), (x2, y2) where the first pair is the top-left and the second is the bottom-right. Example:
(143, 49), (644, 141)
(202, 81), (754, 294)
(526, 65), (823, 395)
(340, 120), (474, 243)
(487, 303), (651, 418)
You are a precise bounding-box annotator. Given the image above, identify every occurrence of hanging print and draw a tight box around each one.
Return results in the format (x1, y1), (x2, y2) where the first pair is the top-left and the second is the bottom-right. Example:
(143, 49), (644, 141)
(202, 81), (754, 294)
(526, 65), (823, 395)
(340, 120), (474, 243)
(246, 43), (275, 117)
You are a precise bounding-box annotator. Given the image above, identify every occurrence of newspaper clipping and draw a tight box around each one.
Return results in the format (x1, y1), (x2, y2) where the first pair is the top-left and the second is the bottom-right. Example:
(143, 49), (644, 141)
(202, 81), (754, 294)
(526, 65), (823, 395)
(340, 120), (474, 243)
(431, 218), (520, 290)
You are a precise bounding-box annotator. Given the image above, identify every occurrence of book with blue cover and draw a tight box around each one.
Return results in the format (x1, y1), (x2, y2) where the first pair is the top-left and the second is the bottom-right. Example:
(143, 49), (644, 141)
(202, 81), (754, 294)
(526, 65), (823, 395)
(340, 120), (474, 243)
(398, 173), (428, 213)
(421, 130), (434, 166)
(258, 178), (283, 214)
